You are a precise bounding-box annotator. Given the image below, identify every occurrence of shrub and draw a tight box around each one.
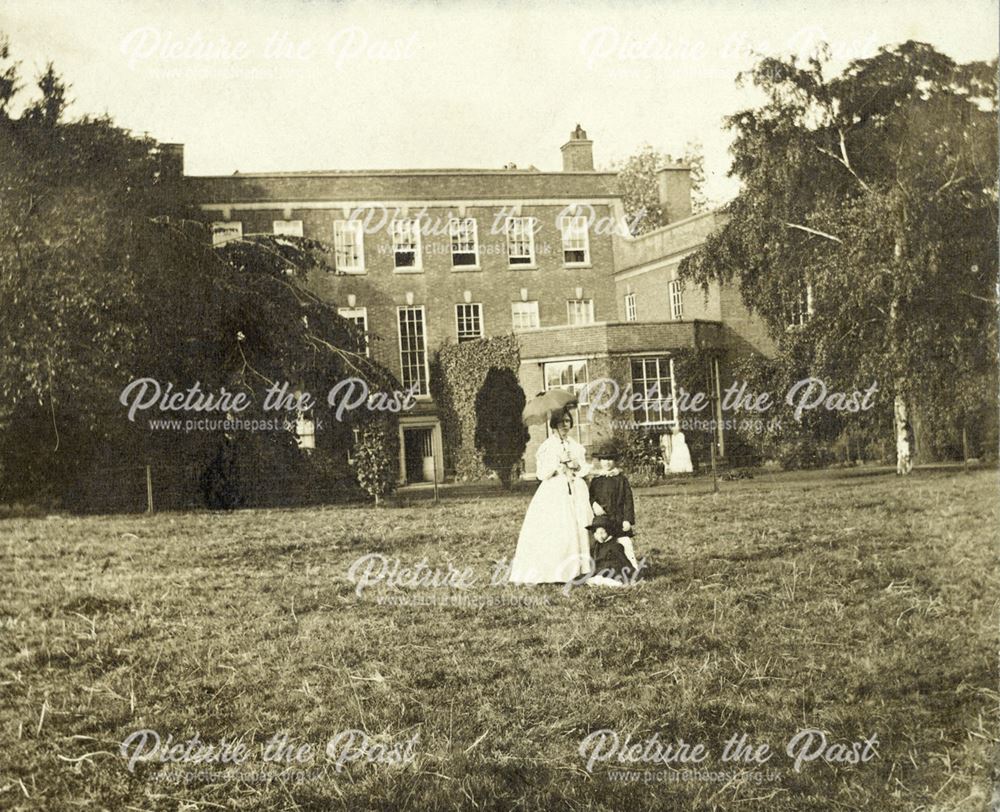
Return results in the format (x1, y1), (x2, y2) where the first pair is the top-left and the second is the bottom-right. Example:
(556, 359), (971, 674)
(474, 368), (529, 489)
(353, 417), (399, 504)
(610, 426), (664, 487)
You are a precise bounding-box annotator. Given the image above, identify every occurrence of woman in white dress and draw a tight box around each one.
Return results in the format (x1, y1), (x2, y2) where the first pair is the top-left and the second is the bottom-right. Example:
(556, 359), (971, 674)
(668, 426), (693, 474)
(509, 410), (594, 584)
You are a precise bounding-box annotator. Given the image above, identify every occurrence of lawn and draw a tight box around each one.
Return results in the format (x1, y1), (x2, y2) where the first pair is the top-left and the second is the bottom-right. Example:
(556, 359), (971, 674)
(1, 467), (997, 811)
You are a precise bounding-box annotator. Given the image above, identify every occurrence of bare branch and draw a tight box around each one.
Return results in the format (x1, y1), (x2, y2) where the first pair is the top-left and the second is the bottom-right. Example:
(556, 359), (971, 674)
(815, 128), (872, 193)
(958, 290), (998, 305)
(784, 222), (843, 244)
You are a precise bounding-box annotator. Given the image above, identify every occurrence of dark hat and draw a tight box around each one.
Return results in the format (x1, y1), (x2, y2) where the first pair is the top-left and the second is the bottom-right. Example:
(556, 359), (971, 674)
(586, 514), (618, 534)
(592, 440), (621, 460)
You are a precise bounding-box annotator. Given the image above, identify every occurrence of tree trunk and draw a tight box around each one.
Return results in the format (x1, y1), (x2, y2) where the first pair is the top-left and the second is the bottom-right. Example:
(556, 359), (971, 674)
(894, 390), (914, 475)
(889, 230), (914, 477)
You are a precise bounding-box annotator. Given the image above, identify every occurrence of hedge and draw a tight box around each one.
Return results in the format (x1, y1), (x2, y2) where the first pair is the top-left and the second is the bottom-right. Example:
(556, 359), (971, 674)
(432, 335), (522, 481)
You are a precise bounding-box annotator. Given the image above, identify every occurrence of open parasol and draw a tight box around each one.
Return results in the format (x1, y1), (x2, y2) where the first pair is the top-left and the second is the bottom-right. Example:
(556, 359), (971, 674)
(521, 389), (577, 426)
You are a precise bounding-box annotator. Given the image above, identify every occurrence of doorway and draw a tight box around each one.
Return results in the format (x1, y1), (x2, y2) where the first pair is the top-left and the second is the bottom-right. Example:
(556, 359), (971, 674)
(403, 427), (435, 483)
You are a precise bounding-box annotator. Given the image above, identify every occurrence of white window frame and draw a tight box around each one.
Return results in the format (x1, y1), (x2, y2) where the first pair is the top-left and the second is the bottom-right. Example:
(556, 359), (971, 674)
(292, 386), (315, 450)
(506, 217), (536, 267)
(337, 306), (369, 357)
(624, 293), (637, 322)
(211, 221), (242, 247)
(567, 299), (595, 326)
(333, 220), (365, 273)
(272, 220), (303, 237)
(543, 359), (592, 444)
(669, 279), (684, 320)
(391, 218), (423, 271)
(397, 305), (430, 397)
(629, 356), (677, 426)
(788, 282), (815, 328)
(511, 301), (540, 330)
(559, 214), (590, 266)
(449, 218), (480, 268)
(346, 426), (361, 465)
(455, 303), (484, 342)
(295, 410), (316, 450)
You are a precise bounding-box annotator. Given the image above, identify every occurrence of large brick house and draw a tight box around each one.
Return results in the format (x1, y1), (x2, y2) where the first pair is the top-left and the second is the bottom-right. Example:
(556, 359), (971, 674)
(181, 127), (773, 483)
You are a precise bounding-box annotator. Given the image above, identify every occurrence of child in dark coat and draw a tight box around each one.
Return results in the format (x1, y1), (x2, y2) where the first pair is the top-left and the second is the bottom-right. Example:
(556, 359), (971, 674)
(586, 515), (639, 586)
(586, 441), (641, 585)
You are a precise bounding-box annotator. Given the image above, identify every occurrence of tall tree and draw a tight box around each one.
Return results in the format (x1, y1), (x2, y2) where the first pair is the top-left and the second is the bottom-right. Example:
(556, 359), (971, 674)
(680, 42), (998, 472)
(0, 37), (397, 507)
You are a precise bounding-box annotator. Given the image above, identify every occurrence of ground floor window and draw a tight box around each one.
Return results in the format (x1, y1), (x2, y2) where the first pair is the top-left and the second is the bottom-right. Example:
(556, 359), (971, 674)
(630, 356), (676, 426)
(295, 410), (316, 449)
(398, 306), (429, 395)
(544, 359), (592, 445)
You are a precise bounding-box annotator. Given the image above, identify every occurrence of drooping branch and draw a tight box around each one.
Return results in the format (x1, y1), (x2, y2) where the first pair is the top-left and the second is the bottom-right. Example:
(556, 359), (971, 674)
(235, 341), (276, 390)
(303, 330), (372, 382)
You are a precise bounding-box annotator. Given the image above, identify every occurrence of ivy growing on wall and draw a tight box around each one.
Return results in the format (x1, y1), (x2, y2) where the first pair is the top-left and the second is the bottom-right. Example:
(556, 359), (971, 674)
(353, 414), (400, 504)
(432, 335), (523, 481)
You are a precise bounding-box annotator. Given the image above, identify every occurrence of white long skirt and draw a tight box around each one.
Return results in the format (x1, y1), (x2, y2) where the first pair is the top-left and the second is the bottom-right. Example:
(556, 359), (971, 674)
(669, 438), (693, 474)
(509, 474), (593, 584)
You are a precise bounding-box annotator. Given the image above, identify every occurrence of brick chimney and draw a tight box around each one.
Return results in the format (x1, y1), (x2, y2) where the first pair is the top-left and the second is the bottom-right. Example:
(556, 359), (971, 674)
(561, 124), (594, 171)
(657, 161), (692, 222)
(158, 143), (185, 178)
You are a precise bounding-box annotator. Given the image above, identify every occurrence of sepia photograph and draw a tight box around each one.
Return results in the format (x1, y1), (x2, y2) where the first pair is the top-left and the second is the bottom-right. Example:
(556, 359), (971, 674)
(0, 1), (998, 809)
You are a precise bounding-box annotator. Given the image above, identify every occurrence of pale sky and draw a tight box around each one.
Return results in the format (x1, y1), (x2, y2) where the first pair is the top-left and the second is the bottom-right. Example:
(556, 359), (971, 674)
(2, 0), (997, 202)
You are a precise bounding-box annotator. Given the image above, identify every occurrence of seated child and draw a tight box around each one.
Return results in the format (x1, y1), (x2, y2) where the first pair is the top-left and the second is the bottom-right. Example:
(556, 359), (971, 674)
(588, 441), (639, 571)
(585, 515), (639, 587)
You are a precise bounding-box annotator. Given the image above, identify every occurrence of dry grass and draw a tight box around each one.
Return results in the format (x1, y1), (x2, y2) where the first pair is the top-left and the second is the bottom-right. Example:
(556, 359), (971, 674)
(0, 466), (997, 810)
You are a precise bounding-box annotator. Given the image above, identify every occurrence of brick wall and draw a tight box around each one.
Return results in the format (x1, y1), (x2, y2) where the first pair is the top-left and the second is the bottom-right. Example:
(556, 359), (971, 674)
(200, 201), (620, 386)
(612, 210), (721, 271)
(191, 170), (618, 204)
(616, 263), (723, 323)
(516, 321), (723, 361)
(717, 283), (777, 358)
(612, 208), (777, 361)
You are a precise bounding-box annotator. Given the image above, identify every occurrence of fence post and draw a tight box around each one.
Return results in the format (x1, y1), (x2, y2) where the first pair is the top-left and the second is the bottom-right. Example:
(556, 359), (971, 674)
(432, 446), (439, 504)
(706, 356), (719, 494)
(146, 464), (154, 514)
